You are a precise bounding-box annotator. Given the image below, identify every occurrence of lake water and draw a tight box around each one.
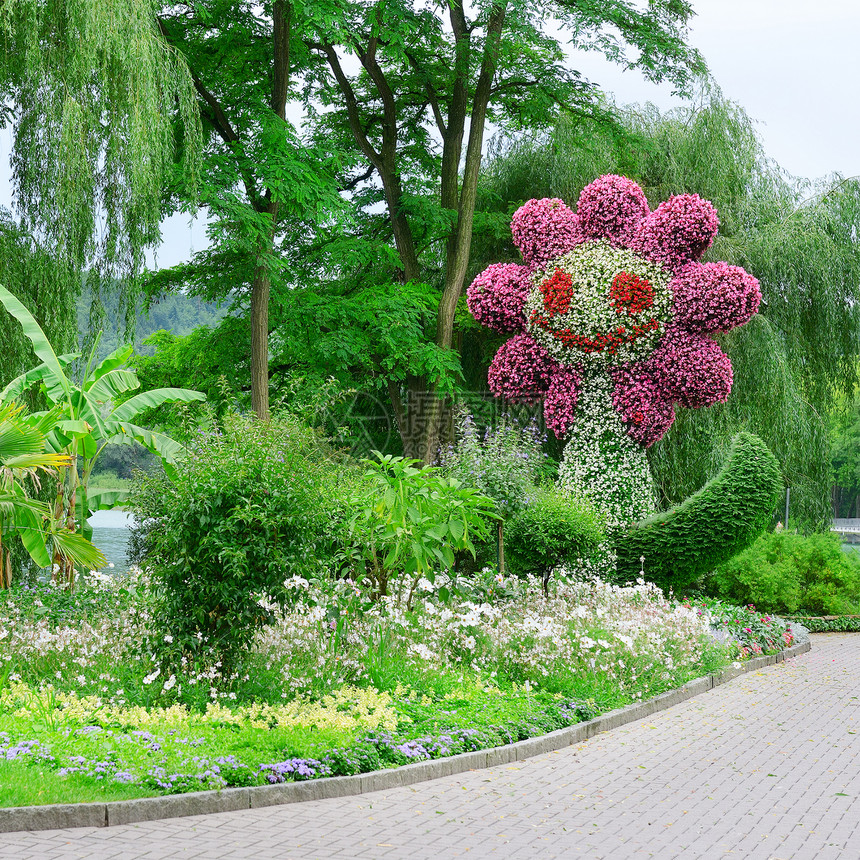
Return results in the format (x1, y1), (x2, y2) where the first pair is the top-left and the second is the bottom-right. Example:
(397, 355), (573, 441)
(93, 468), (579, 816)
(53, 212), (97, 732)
(88, 509), (134, 573)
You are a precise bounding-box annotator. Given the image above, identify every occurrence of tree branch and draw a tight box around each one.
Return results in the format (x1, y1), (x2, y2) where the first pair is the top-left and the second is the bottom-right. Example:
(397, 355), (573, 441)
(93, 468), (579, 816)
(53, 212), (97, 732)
(311, 41), (385, 172)
(271, 0), (290, 119)
(157, 17), (264, 212)
(339, 163), (377, 192)
(403, 49), (446, 136)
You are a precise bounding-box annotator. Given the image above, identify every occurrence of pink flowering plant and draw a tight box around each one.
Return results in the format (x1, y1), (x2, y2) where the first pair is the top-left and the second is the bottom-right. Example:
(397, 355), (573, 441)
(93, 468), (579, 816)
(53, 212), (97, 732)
(467, 175), (762, 523)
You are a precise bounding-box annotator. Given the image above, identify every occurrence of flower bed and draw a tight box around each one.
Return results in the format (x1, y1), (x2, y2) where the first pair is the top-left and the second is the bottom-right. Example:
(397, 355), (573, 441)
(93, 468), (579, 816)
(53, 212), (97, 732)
(0, 571), (794, 807)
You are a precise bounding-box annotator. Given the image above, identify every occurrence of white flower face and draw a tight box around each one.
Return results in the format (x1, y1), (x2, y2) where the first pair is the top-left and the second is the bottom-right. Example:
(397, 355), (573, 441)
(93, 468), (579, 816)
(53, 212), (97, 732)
(524, 240), (673, 369)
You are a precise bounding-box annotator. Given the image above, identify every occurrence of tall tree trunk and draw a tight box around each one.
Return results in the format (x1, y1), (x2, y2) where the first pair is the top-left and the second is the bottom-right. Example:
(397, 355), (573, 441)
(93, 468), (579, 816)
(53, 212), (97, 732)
(250, 260), (271, 421)
(418, 4), (507, 463)
(250, 0), (291, 421)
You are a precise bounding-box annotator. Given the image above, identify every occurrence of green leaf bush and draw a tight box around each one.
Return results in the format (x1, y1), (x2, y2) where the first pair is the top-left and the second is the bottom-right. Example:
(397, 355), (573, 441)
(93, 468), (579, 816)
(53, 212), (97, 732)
(706, 531), (860, 616)
(615, 432), (783, 591)
(505, 488), (604, 578)
(348, 454), (497, 604)
(129, 412), (355, 669)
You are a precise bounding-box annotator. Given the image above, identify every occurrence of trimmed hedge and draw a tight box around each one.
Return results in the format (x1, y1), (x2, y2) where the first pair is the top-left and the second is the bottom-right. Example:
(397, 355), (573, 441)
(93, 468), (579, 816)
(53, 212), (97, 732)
(785, 615), (860, 633)
(614, 432), (783, 591)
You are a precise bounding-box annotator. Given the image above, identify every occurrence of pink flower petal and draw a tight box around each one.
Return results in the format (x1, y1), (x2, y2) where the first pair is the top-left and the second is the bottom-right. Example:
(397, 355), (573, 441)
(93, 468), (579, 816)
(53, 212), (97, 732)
(671, 261), (762, 333)
(511, 198), (580, 267)
(543, 367), (581, 438)
(610, 362), (676, 447)
(632, 194), (719, 273)
(487, 334), (560, 400)
(466, 263), (532, 333)
(576, 174), (650, 247)
(650, 324), (733, 408)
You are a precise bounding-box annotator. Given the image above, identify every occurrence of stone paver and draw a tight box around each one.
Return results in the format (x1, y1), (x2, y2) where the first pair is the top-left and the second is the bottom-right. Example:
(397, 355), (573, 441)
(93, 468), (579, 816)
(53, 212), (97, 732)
(2, 634), (859, 859)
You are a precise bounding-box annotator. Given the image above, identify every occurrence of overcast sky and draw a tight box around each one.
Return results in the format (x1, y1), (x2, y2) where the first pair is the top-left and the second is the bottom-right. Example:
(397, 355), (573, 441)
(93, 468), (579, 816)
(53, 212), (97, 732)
(2, 0), (858, 268)
(572, 0), (860, 183)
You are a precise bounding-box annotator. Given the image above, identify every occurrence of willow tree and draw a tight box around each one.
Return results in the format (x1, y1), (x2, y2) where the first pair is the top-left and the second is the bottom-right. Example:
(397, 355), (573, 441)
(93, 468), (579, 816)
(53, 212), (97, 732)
(473, 94), (860, 529)
(0, 0), (201, 381)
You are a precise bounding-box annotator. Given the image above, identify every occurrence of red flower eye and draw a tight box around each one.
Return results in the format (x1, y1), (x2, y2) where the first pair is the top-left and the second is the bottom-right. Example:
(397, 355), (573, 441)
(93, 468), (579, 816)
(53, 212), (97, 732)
(610, 271), (654, 316)
(540, 268), (574, 316)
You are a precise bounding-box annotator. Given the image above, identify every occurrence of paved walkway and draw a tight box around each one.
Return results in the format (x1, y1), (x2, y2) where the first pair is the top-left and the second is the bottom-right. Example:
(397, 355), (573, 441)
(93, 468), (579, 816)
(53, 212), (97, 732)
(2, 634), (859, 860)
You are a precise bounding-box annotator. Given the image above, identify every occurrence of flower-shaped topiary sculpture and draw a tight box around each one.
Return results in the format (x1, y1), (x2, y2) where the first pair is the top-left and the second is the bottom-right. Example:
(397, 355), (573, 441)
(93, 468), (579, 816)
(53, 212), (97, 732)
(467, 175), (761, 524)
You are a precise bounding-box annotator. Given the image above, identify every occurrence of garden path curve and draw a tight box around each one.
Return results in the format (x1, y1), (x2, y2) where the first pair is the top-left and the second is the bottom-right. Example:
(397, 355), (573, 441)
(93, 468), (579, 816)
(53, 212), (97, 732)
(2, 633), (859, 860)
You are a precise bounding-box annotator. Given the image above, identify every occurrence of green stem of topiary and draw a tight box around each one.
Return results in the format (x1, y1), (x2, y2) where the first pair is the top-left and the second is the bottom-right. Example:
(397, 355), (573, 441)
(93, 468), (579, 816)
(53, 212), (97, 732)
(557, 371), (657, 526)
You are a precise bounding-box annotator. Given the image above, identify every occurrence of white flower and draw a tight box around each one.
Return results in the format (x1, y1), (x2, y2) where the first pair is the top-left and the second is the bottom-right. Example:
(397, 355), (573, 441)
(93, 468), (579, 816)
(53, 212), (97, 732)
(142, 667), (161, 685)
(408, 643), (435, 661)
(164, 634), (173, 643)
(162, 674), (176, 692)
(284, 575), (309, 590)
(256, 593), (278, 612)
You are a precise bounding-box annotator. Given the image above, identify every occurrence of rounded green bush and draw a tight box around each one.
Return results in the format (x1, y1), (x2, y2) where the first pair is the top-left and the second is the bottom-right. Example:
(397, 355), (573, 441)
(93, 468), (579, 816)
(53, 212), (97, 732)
(707, 530), (860, 616)
(614, 432), (783, 591)
(506, 489), (604, 577)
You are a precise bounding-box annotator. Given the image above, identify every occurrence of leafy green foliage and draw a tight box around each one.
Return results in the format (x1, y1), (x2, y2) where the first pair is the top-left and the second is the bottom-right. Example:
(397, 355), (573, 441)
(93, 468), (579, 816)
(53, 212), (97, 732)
(438, 410), (552, 517)
(831, 392), (860, 517)
(706, 532), (860, 616)
(348, 454), (497, 604)
(0, 403), (105, 579)
(0, 285), (205, 577)
(128, 413), (355, 668)
(0, 0), (201, 337)
(506, 488), (604, 578)
(615, 433), (784, 591)
(0, 216), (79, 400)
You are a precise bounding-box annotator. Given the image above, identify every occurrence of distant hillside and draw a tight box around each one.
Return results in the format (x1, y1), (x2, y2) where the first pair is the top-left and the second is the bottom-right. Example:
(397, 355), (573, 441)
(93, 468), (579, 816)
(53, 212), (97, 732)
(77, 285), (229, 357)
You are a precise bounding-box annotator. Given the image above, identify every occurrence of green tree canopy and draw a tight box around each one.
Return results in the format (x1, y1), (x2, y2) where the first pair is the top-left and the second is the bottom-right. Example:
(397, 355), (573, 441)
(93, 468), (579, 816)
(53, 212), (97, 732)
(299, 0), (706, 459)
(150, 0), (347, 422)
(145, 0), (704, 445)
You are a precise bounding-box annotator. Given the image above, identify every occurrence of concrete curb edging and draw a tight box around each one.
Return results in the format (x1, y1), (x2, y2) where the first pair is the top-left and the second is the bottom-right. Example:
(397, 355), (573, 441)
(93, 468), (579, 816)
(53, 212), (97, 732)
(0, 640), (811, 834)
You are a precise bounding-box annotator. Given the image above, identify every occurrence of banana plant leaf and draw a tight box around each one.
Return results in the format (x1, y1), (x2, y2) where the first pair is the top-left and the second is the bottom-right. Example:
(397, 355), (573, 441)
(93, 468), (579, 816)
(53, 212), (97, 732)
(105, 420), (184, 463)
(88, 345), (135, 384)
(0, 285), (73, 404)
(86, 369), (140, 403)
(111, 387), (205, 422)
(0, 353), (79, 403)
(76, 489), (129, 521)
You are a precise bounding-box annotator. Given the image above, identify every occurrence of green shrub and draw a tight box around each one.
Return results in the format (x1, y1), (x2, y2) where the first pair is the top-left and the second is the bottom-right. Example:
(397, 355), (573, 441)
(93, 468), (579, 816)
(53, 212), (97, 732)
(505, 488), (604, 577)
(348, 454), (497, 604)
(128, 412), (355, 669)
(706, 531), (860, 616)
(615, 433), (783, 592)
